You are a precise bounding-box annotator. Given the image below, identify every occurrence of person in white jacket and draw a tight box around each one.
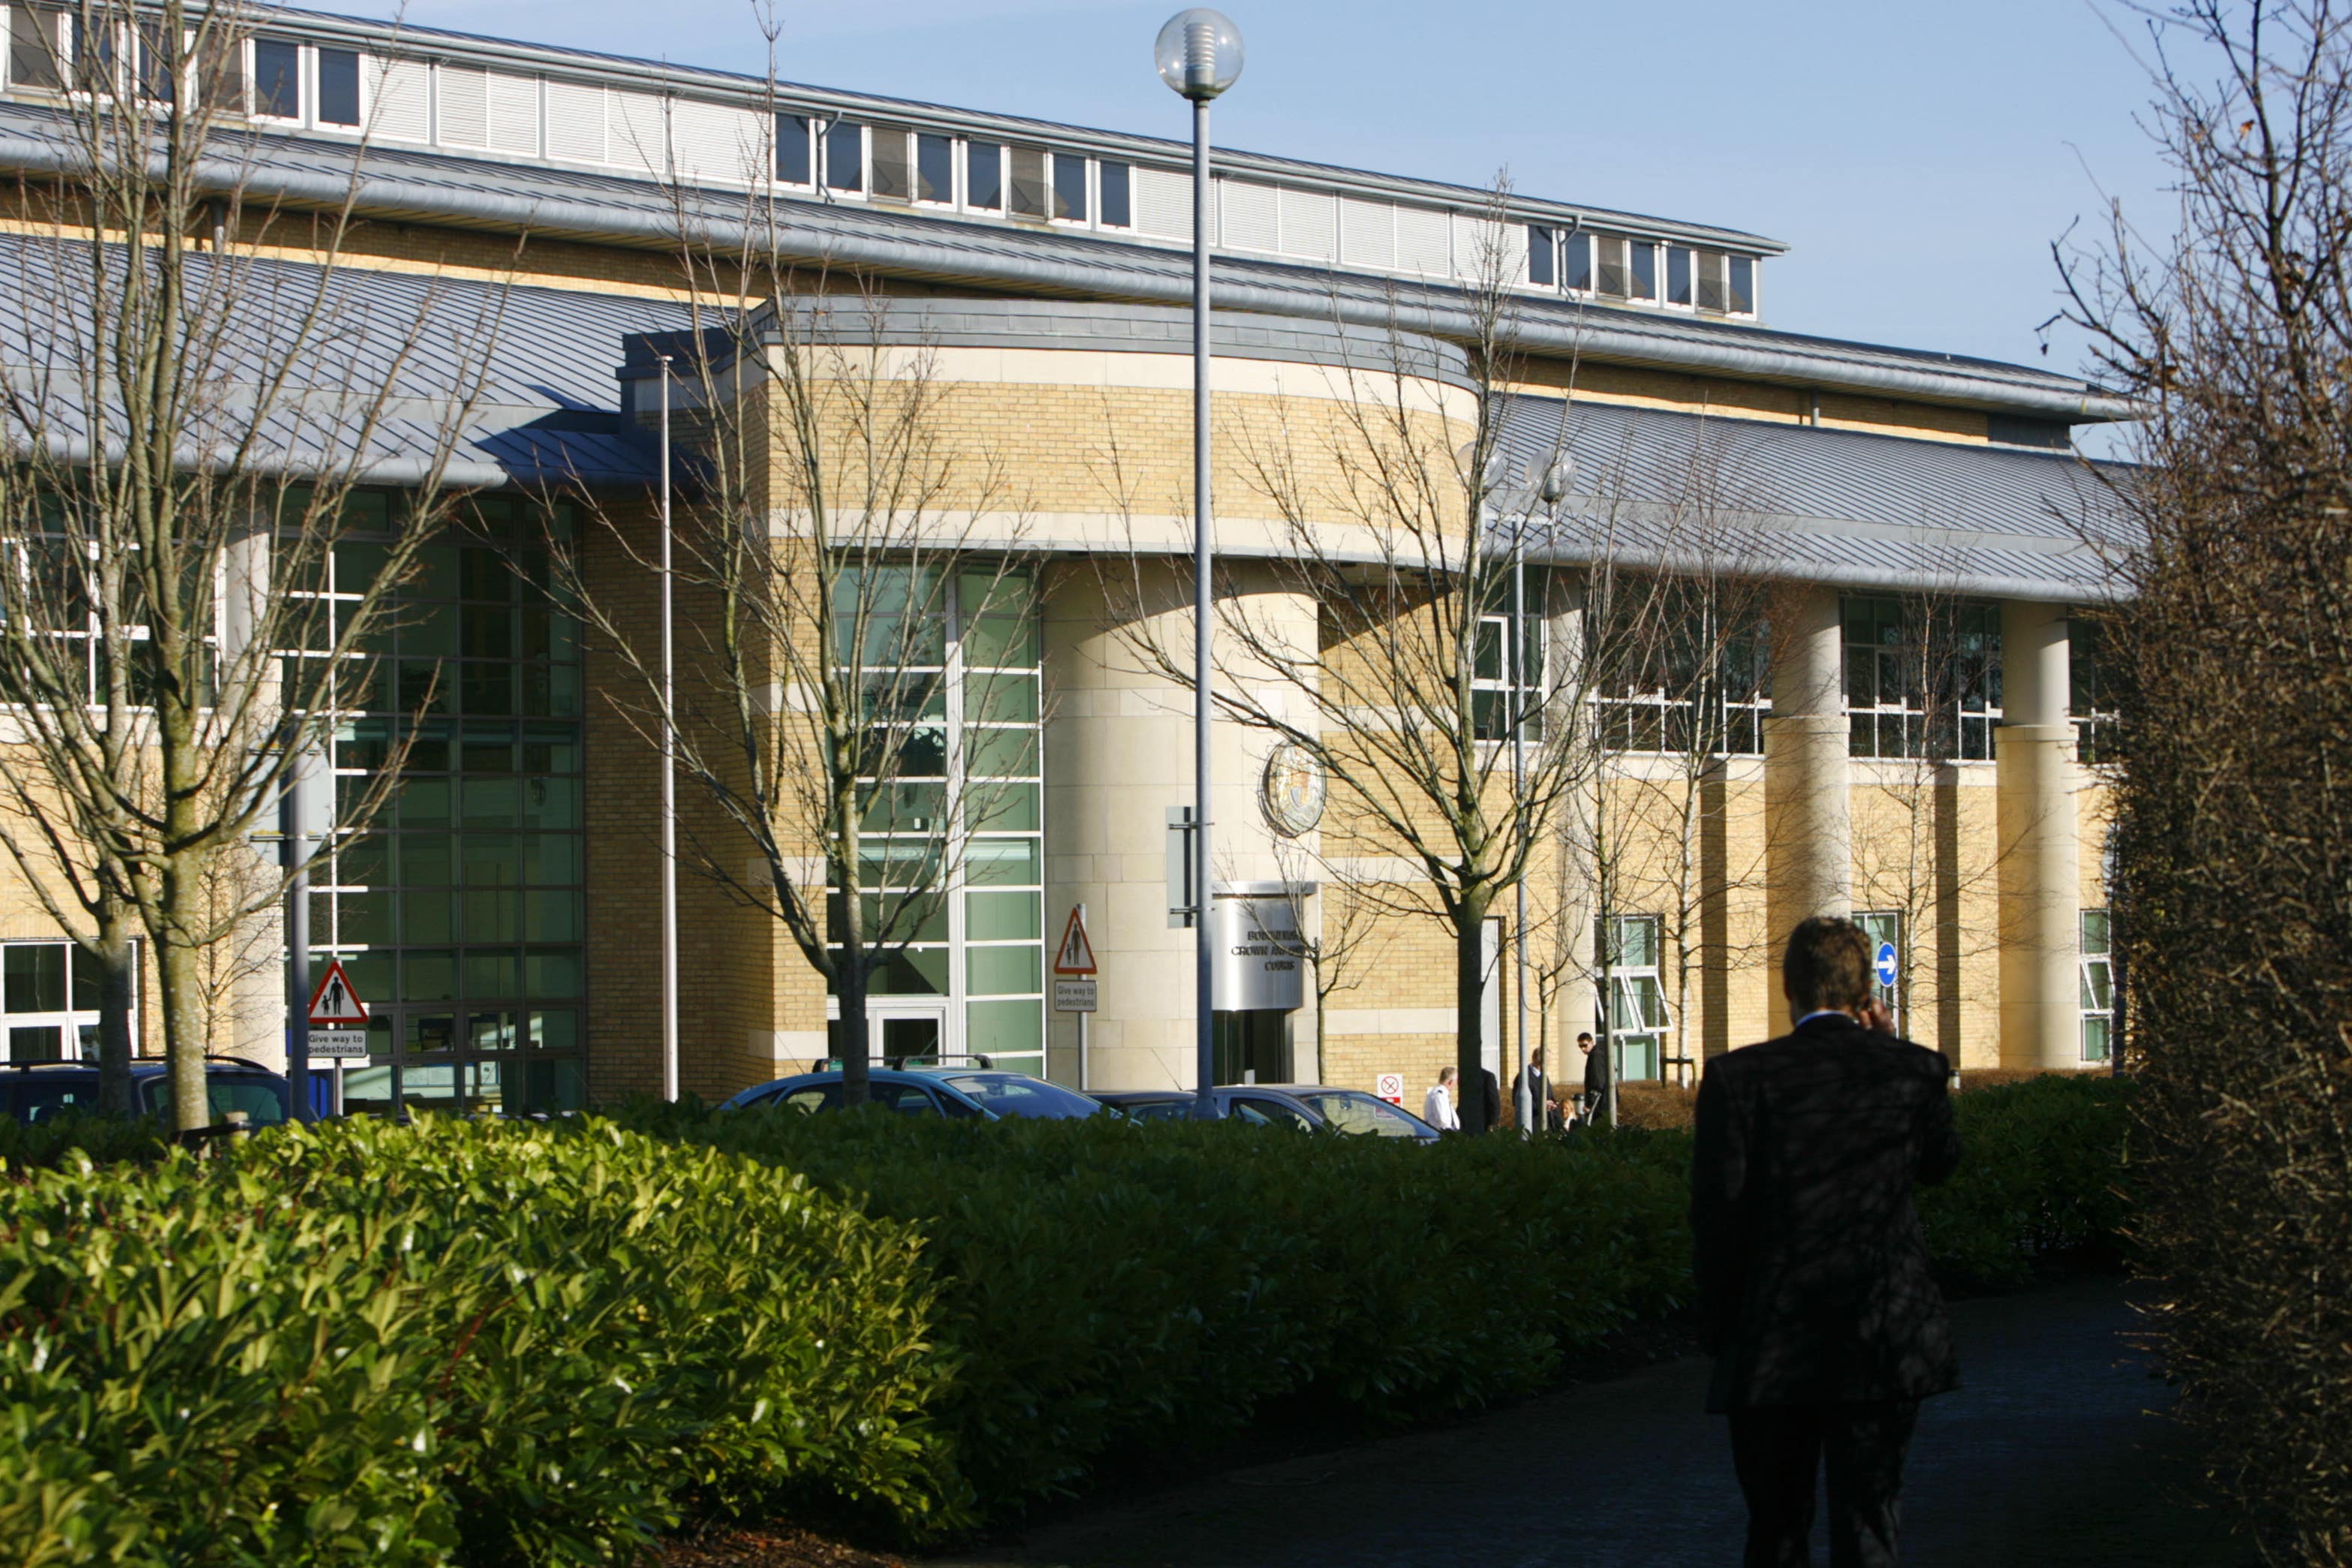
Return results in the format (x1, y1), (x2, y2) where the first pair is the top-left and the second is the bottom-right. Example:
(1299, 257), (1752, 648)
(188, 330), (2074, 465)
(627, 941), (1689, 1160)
(1423, 1065), (1462, 1132)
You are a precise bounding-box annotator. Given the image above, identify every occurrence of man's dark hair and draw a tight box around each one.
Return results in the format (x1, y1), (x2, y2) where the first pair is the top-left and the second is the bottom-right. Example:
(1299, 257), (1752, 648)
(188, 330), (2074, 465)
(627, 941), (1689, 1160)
(1783, 916), (1874, 1015)
(1576, 1031), (1594, 1044)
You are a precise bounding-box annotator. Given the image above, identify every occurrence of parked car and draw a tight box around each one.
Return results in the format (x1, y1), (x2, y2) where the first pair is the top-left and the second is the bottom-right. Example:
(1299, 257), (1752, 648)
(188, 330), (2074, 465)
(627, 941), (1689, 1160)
(0, 1056), (292, 1127)
(720, 1066), (1104, 1121)
(1091, 1084), (1443, 1142)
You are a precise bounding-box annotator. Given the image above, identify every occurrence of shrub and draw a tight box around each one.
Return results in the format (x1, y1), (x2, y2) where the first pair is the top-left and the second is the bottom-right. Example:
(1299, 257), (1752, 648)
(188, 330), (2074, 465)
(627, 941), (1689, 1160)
(1921, 1075), (2136, 1286)
(0, 1117), (957, 1566)
(619, 1106), (1692, 1512)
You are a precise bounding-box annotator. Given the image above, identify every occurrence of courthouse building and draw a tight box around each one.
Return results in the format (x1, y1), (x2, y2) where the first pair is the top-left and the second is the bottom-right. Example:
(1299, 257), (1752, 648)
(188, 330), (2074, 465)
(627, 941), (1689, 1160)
(0, 5), (2131, 1112)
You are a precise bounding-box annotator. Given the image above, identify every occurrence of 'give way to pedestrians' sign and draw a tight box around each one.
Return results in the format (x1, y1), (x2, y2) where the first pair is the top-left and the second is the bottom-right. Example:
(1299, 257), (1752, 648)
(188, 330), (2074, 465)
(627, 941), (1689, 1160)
(306, 959), (372, 1058)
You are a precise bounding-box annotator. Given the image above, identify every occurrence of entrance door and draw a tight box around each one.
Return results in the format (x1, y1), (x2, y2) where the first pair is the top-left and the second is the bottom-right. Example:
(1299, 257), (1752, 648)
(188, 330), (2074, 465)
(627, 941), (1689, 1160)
(867, 1001), (951, 1068)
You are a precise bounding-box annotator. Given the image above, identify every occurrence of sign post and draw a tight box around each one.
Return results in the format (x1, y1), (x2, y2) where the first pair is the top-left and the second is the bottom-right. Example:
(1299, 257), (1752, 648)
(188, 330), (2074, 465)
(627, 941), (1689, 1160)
(1053, 904), (1098, 1089)
(306, 959), (372, 1088)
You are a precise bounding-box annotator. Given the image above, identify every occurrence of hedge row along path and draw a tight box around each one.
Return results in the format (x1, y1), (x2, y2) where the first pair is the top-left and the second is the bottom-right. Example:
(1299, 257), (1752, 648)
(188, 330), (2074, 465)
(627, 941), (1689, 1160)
(935, 1275), (2250, 1568)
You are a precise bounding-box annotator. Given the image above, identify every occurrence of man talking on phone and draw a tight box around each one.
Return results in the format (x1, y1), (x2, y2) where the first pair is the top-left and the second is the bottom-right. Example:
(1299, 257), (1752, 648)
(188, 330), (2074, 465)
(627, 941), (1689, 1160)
(1691, 914), (1962, 1567)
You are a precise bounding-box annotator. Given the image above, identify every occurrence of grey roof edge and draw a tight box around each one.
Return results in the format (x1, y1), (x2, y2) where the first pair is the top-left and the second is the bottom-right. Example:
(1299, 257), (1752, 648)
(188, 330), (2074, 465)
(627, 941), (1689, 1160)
(254, 3), (1784, 254)
(616, 298), (1479, 392)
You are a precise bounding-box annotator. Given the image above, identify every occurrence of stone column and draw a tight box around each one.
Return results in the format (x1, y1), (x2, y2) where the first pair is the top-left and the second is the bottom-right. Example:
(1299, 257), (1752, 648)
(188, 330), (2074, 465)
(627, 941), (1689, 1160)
(1997, 598), (2082, 1070)
(1763, 584), (1851, 1016)
(1040, 559), (1315, 1092)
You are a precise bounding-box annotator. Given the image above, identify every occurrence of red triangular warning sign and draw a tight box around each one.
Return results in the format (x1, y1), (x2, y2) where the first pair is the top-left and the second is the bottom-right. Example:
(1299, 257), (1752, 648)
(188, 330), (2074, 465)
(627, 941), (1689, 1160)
(307, 959), (371, 1026)
(1052, 907), (1098, 976)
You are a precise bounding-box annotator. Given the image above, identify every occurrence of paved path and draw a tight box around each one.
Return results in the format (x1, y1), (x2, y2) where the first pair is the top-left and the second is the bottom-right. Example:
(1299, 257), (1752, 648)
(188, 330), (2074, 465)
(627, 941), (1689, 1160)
(935, 1276), (2248, 1568)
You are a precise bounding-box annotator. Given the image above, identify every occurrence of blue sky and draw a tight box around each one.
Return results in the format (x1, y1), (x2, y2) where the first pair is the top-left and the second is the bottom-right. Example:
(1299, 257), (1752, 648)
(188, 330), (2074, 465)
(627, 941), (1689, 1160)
(369, 0), (2175, 399)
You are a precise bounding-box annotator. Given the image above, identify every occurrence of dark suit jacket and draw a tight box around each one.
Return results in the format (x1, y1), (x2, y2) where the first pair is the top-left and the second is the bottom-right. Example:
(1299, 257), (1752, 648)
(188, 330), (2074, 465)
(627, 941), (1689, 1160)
(1691, 1013), (1962, 1413)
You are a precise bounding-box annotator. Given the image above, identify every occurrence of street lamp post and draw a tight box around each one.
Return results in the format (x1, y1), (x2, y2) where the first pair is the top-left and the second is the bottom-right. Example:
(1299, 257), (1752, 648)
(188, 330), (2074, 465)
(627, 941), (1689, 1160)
(658, 352), (679, 1103)
(1513, 455), (1575, 1137)
(1156, 9), (1242, 1115)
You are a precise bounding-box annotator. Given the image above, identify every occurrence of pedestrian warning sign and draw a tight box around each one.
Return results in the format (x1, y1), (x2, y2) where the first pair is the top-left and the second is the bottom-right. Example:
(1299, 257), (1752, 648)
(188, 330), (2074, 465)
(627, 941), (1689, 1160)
(1053, 906), (1098, 976)
(307, 960), (370, 1026)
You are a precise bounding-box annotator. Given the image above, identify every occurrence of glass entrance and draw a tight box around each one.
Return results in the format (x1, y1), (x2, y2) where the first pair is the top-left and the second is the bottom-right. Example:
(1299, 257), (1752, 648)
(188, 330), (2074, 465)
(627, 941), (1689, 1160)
(873, 1004), (949, 1067)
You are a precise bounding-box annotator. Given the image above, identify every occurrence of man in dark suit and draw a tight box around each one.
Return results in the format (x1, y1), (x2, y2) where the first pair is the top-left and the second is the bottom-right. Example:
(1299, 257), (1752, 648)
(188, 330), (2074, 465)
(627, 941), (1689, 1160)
(1691, 915), (1962, 1568)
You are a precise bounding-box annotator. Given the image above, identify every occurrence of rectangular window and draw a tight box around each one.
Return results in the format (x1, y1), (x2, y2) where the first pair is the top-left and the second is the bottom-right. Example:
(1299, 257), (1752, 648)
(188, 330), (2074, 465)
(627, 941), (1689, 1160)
(823, 118), (863, 193)
(11, 6), (62, 92)
(252, 36), (301, 119)
(1596, 234), (1628, 298)
(1050, 152), (1088, 222)
(1526, 224), (1555, 287)
(2080, 909), (2114, 1063)
(775, 112), (812, 184)
(134, 22), (176, 104)
(2070, 618), (2120, 765)
(1730, 256), (1756, 315)
(1098, 158), (1131, 227)
(1667, 245), (1693, 306)
(1472, 609), (1546, 742)
(316, 47), (360, 127)
(1, 940), (120, 1064)
(1629, 239), (1657, 302)
(1562, 230), (1592, 292)
(966, 142), (1003, 210)
(833, 566), (1045, 1072)
(1600, 914), (1665, 1082)
(871, 125), (911, 200)
(1856, 911), (1902, 1032)
(1009, 146), (1047, 218)
(916, 131), (953, 203)
(1843, 594), (2003, 761)
(1595, 585), (1771, 757)
(1697, 250), (1728, 312)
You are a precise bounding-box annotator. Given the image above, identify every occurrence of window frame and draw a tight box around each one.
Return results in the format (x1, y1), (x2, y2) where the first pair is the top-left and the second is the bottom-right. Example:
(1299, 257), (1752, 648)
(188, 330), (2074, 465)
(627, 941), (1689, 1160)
(2079, 908), (2114, 1063)
(0, 937), (131, 1064)
(1598, 913), (1666, 1083)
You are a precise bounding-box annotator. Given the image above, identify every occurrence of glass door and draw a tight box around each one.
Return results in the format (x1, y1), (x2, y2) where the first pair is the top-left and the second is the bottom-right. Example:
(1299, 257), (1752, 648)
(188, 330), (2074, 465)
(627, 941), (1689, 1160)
(869, 1001), (950, 1068)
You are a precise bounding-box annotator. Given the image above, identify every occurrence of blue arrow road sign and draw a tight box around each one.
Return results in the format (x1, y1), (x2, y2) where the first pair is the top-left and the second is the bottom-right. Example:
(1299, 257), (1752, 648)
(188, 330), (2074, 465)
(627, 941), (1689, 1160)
(1875, 942), (1899, 989)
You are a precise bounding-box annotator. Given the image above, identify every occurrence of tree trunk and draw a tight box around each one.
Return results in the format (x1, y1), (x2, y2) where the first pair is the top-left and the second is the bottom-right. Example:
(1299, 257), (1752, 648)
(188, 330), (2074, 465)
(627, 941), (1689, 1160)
(155, 910), (209, 1132)
(93, 902), (139, 1119)
(1455, 886), (1492, 1133)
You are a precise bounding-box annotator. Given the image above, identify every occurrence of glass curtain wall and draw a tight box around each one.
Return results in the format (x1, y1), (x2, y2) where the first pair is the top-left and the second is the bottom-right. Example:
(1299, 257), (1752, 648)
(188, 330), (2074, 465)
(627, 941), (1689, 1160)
(297, 494), (587, 1117)
(837, 564), (1044, 1075)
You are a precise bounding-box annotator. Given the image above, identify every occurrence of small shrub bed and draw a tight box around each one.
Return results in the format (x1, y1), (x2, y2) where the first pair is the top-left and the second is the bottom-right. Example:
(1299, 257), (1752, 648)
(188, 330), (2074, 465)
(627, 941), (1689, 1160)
(0, 1116), (956, 1566)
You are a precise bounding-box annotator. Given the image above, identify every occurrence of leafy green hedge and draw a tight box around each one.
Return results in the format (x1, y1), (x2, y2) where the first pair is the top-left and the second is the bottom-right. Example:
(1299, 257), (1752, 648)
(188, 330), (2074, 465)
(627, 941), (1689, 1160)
(0, 1117), (956, 1566)
(0, 1075), (2130, 1562)
(613, 1107), (1694, 1509)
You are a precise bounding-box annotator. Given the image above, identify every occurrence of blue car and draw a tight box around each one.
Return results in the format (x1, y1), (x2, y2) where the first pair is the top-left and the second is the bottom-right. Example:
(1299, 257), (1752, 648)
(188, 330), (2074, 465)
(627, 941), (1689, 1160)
(0, 1057), (292, 1126)
(1090, 1084), (1443, 1142)
(720, 1066), (1104, 1121)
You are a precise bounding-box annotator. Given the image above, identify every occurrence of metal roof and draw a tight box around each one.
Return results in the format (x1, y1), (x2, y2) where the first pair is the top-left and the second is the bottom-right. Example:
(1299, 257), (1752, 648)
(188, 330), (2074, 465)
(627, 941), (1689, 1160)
(0, 232), (2139, 601)
(1495, 396), (2136, 603)
(0, 98), (2131, 423)
(0, 231), (689, 486)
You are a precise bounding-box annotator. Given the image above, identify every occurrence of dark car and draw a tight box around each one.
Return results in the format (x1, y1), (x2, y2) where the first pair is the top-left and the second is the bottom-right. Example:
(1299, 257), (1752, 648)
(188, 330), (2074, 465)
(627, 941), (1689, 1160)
(1091, 1084), (1442, 1141)
(719, 1066), (1104, 1121)
(0, 1056), (292, 1127)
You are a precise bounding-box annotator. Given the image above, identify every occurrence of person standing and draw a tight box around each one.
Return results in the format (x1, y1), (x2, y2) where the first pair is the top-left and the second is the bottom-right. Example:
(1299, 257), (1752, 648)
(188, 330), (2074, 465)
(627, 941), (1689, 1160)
(1577, 1030), (1607, 1123)
(1691, 915), (1962, 1568)
(1478, 1066), (1502, 1134)
(1513, 1046), (1558, 1132)
(1422, 1064), (1461, 1132)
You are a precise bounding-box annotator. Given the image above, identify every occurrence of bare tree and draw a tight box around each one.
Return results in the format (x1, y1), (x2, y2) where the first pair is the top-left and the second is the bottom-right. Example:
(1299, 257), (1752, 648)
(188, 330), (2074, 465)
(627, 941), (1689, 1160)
(559, 76), (1036, 1106)
(1104, 187), (1624, 1132)
(0, 0), (495, 1127)
(2055, 3), (2352, 1557)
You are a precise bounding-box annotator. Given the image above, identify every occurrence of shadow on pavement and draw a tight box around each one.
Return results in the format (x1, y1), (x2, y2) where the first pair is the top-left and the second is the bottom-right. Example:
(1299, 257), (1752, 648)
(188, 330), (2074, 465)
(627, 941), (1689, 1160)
(929, 1275), (2249, 1568)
